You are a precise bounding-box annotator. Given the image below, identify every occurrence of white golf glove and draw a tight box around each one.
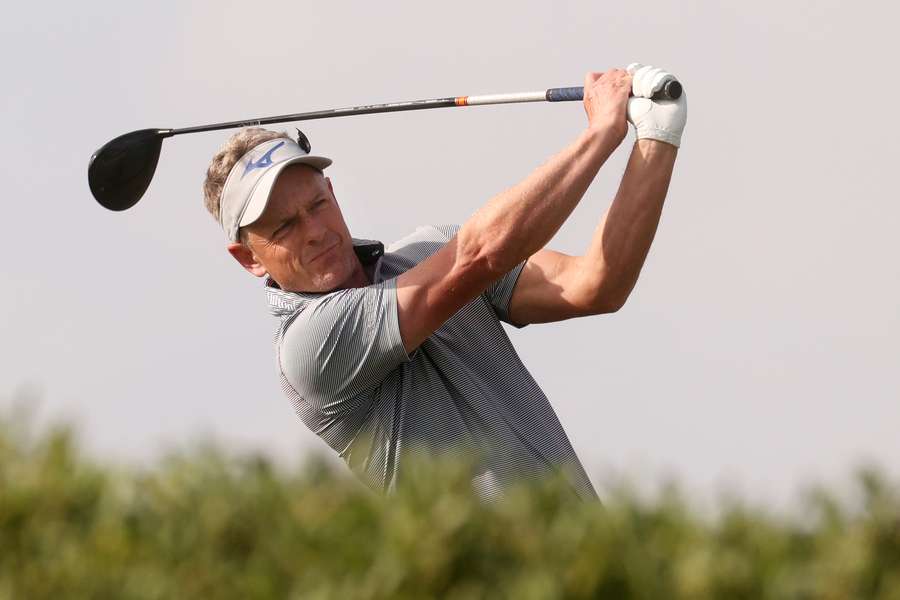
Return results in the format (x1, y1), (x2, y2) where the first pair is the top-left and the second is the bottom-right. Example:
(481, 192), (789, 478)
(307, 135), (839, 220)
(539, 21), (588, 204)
(626, 62), (687, 148)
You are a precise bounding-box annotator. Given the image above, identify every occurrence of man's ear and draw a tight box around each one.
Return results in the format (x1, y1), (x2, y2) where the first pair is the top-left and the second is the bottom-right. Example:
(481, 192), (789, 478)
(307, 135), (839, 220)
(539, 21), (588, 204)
(227, 242), (268, 278)
(326, 177), (336, 202)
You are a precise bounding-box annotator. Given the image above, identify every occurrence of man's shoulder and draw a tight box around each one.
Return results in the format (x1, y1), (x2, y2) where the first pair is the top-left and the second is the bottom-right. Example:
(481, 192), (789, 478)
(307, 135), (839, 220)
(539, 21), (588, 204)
(275, 280), (408, 397)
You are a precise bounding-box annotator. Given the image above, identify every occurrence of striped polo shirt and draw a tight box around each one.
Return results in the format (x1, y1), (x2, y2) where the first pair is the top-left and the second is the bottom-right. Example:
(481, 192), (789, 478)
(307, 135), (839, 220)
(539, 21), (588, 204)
(267, 224), (597, 500)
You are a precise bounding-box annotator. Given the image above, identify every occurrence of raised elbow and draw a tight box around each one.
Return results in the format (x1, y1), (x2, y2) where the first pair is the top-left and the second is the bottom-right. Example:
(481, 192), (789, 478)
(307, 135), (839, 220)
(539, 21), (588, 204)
(596, 295), (627, 314)
(580, 275), (632, 315)
(584, 289), (627, 314)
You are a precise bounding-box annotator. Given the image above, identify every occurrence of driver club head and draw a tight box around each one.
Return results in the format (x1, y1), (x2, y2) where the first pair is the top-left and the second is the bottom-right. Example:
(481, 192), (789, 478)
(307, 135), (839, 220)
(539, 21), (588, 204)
(88, 129), (169, 211)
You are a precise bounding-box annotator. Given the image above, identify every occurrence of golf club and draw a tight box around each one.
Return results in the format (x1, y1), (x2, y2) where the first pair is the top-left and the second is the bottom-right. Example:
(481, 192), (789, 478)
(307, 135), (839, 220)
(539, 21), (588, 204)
(88, 80), (682, 212)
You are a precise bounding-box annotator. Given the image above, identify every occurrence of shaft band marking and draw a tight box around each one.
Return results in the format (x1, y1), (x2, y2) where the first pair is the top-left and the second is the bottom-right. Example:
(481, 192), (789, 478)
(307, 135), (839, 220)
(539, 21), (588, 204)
(463, 91), (548, 106)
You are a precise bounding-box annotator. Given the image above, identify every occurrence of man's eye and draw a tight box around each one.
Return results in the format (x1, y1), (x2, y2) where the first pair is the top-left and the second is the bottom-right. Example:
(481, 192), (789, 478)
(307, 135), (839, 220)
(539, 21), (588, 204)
(274, 221), (293, 237)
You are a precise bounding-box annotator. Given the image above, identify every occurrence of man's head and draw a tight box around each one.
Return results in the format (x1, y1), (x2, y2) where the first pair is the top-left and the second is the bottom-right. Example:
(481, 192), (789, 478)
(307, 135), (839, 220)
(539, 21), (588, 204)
(203, 128), (363, 293)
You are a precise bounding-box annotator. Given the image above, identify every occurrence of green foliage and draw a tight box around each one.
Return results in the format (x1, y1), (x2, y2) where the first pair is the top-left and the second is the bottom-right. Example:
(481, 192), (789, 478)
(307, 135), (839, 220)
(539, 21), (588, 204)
(0, 410), (899, 599)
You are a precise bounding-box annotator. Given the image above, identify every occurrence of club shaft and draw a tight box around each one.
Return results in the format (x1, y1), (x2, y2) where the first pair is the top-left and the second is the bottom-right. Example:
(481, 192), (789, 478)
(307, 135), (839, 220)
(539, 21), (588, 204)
(169, 88), (583, 137)
(168, 79), (681, 137)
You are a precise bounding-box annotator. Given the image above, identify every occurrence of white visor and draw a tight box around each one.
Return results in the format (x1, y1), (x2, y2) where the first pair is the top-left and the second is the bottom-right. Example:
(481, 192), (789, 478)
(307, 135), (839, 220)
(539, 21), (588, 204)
(219, 138), (332, 242)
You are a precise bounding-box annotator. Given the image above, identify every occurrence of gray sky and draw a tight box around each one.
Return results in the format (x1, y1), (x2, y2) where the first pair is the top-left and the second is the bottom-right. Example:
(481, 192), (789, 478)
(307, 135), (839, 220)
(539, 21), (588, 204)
(2, 0), (898, 505)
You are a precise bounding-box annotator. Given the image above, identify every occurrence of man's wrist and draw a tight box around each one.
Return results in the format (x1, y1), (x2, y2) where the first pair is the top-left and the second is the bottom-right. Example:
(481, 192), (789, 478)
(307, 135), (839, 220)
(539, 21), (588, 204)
(634, 138), (679, 161)
(583, 122), (626, 158)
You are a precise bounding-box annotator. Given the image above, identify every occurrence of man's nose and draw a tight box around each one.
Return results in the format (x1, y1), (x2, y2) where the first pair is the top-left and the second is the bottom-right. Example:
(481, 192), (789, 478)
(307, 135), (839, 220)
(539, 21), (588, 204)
(303, 213), (329, 243)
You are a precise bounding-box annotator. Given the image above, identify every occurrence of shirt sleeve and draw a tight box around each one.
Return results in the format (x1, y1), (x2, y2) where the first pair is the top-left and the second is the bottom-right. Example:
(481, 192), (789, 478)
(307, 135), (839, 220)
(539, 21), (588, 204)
(431, 224), (527, 327)
(278, 278), (410, 417)
(483, 260), (527, 326)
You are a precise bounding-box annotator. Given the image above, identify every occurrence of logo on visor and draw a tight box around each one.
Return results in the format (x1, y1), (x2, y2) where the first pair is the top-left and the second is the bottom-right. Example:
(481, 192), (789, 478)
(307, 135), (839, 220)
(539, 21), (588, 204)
(241, 141), (286, 179)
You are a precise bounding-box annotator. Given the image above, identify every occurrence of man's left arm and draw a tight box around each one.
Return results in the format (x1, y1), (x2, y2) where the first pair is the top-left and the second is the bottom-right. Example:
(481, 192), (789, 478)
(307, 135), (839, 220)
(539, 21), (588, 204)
(508, 139), (677, 324)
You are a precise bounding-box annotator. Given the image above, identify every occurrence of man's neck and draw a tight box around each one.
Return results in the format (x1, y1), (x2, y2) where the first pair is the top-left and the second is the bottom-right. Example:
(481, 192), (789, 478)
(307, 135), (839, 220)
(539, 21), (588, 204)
(345, 257), (373, 289)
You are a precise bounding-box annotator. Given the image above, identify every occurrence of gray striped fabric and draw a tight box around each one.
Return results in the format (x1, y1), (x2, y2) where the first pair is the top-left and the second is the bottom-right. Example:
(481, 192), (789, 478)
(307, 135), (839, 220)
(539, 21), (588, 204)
(267, 225), (597, 500)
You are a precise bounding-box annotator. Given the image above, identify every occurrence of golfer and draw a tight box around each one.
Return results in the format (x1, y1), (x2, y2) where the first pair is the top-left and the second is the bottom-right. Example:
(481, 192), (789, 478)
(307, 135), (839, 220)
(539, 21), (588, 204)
(202, 64), (686, 500)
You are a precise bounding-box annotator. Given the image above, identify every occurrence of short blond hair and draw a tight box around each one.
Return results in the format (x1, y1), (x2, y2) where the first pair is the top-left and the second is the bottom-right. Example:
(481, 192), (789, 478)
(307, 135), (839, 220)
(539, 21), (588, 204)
(202, 128), (291, 223)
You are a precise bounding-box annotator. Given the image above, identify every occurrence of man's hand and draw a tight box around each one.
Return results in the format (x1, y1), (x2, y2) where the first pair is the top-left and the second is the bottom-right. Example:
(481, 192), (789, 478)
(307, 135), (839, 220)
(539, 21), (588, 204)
(582, 69), (632, 142)
(626, 63), (687, 148)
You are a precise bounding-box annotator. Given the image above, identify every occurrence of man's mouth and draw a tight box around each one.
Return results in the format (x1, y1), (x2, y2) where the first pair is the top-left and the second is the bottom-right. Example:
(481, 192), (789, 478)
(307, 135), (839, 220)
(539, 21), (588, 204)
(306, 240), (339, 264)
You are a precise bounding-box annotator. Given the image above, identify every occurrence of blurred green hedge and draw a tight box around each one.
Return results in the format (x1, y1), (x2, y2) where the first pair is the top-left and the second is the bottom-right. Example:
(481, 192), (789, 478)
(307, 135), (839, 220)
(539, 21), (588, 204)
(1, 409), (899, 599)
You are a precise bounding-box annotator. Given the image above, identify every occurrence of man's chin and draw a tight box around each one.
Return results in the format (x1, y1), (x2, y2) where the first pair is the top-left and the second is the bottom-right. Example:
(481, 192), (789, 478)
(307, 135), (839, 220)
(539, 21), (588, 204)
(306, 267), (352, 293)
(315, 276), (344, 293)
(279, 253), (358, 293)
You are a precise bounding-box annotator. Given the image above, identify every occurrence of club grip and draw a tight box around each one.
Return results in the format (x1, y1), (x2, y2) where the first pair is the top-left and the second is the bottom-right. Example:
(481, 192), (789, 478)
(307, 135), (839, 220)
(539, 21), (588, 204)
(545, 87), (584, 102)
(546, 79), (683, 102)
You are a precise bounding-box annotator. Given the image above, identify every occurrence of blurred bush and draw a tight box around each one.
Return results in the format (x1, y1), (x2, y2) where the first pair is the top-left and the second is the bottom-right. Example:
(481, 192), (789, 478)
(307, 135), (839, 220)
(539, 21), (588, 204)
(0, 408), (899, 599)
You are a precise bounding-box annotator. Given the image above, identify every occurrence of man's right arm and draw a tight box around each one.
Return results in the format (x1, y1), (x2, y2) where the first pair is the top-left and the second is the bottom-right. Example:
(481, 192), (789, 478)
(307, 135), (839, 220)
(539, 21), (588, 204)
(394, 69), (632, 353)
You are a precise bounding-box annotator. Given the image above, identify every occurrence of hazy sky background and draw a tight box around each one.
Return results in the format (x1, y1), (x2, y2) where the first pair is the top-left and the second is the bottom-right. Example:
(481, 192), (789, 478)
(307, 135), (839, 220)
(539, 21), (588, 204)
(2, 1), (897, 506)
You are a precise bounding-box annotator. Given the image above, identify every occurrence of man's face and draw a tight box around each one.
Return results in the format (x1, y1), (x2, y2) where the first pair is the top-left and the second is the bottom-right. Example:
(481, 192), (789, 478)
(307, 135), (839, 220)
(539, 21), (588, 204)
(238, 165), (361, 293)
